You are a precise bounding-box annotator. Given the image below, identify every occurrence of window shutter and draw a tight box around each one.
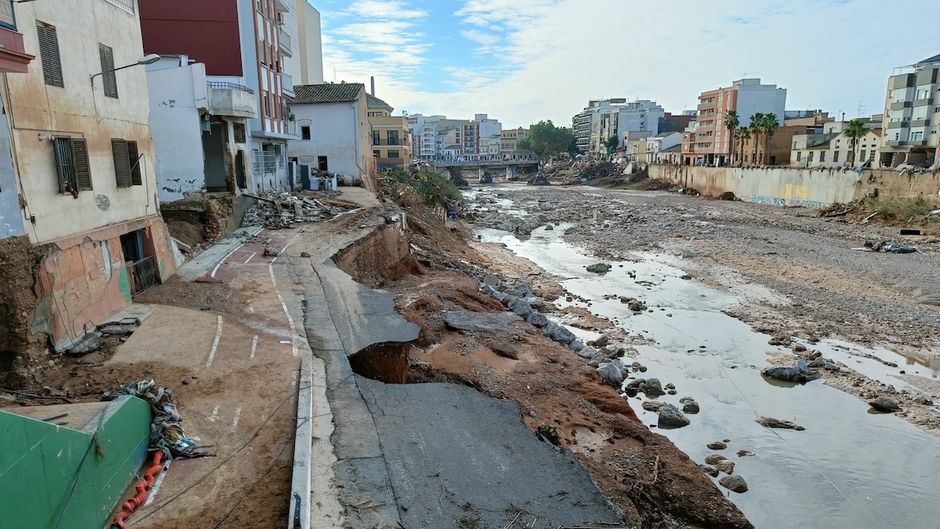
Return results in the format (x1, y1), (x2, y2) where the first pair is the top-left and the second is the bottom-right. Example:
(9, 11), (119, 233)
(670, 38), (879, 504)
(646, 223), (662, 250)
(36, 22), (64, 87)
(53, 137), (74, 193)
(71, 139), (92, 191)
(127, 141), (141, 185)
(99, 44), (118, 98)
(112, 139), (131, 188)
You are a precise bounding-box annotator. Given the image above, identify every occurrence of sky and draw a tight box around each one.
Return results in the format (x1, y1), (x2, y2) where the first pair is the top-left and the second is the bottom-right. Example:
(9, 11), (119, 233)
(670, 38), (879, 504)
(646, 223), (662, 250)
(312, 0), (937, 128)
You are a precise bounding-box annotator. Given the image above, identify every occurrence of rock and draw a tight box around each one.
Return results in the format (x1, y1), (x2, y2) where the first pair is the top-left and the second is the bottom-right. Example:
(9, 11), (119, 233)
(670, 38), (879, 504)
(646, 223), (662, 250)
(667, 389), (678, 396)
(756, 416), (805, 431)
(525, 311), (549, 328)
(665, 382), (676, 390)
(761, 359), (819, 384)
(869, 396), (901, 413)
(704, 454), (727, 465)
(544, 323), (576, 345)
(181, 377), (194, 385)
(300, 251), (311, 258)
(589, 335), (610, 348)
(736, 450), (755, 457)
(681, 399), (700, 414)
(642, 378), (664, 397)
(719, 475), (749, 493)
(700, 465), (719, 477)
(715, 460), (735, 474)
(628, 300), (648, 312)
(544, 224), (554, 231)
(576, 346), (599, 359)
(792, 343), (807, 352)
(657, 404), (690, 428)
(707, 441), (728, 450)
(768, 334), (791, 346)
(443, 311), (522, 334)
(482, 274), (500, 287)
(480, 284), (503, 299)
(586, 263), (612, 274)
(568, 340), (586, 352)
(597, 363), (625, 387)
(642, 400), (665, 412)
(507, 297), (533, 318)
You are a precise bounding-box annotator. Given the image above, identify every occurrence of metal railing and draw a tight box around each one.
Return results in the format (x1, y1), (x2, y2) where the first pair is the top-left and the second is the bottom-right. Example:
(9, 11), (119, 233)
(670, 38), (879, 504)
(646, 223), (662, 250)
(102, 0), (135, 14)
(278, 28), (293, 55)
(129, 256), (159, 296)
(281, 72), (294, 92)
(208, 81), (255, 94)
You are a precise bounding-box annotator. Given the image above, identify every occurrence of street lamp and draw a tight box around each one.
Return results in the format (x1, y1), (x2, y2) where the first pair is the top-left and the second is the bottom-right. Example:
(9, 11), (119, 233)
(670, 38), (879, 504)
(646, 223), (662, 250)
(90, 54), (161, 89)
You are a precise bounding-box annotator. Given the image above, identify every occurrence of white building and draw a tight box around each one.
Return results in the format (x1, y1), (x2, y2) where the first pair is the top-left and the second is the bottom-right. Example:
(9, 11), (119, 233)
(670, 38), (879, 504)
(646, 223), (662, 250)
(289, 83), (376, 190)
(792, 116), (884, 169)
(646, 132), (683, 163)
(284, 0), (324, 86)
(146, 55), (257, 203)
(880, 53), (940, 168)
(573, 98), (665, 154)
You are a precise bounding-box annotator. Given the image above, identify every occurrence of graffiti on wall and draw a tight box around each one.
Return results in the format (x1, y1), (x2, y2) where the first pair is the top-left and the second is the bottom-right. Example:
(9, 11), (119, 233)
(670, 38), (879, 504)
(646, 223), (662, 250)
(749, 195), (827, 209)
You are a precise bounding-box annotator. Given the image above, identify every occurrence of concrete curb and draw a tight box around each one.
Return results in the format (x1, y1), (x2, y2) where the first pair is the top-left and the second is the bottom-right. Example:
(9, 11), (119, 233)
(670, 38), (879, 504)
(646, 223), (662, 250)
(288, 356), (313, 529)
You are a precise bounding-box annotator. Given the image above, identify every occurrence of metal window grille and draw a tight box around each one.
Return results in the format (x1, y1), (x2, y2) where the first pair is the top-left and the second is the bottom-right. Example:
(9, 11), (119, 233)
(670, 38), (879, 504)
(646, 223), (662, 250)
(207, 81), (254, 94)
(54, 137), (92, 193)
(129, 256), (159, 296)
(101, 0), (135, 14)
(99, 44), (118, 98)
(37, 22), (64, 87)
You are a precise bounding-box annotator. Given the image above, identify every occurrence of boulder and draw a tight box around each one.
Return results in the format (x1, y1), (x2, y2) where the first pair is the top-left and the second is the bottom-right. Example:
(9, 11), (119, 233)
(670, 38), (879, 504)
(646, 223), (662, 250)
(736, 450), (755, 457)
(715, 460), (735, 475)
(761, 359), (819, 384)
(482, 274), (500, 288)
(544, 323), (576, 344)
(719, 475), (748, 493)
(700, 465), (719, 478)
(642, 378), (665, 397)
(869, 396), (901, 413)
(507, 297), (533, 318)
(480, 284), (503, 300)
(525, 311), (549, 328)
(597, 363), (625, 388)
(568, 339), (586, 352)
(444, 311), (522, 334)
(681, 399), (700, 414)
(756, 416), (805, 431)
(656, 404), (690, 428)
(576, 346), (600, 359)
(628, 300), (648, 312)
(704, 454), (727, 466)
(707, 441), (727, 450)
(586, 263), (612, 274)
(642, 400), (665, 412)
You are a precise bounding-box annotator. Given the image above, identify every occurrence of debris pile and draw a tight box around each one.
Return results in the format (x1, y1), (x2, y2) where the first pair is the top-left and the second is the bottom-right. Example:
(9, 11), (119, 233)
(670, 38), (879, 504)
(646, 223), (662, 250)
(104, 379), (211, 459)
(243, 191), (350, 229)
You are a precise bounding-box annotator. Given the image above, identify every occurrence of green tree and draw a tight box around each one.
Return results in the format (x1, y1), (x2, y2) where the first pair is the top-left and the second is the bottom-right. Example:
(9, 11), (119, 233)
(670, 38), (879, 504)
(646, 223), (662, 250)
(844, 118), (869, 167)
(748, 113), (765, 165)
(518, 120), (578, 167)
(724, 110), (739, 166)
(734, 128), (751, 166)
(605, 135), (620, 154)
(759, 113), (779, 164)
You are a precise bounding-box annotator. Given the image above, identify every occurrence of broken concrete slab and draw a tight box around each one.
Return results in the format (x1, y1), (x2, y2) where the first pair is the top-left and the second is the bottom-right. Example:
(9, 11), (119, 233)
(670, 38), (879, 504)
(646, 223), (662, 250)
(444, 311), (522, 334)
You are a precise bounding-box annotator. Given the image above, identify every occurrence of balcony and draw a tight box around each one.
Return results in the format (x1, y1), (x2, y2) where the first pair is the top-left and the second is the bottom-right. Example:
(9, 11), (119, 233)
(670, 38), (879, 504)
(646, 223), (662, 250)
(207, 82), (258, 119)
(890, 101), (912, 111)
(281, 71), (294, 98)
(0, 9), (34, 74)
(278, 28), (292, 57)
(913, 97), (934, 107)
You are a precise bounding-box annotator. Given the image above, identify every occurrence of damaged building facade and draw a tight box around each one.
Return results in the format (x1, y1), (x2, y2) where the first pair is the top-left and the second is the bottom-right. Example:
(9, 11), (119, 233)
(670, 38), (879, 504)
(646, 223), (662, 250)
(0, 0), (177, 360)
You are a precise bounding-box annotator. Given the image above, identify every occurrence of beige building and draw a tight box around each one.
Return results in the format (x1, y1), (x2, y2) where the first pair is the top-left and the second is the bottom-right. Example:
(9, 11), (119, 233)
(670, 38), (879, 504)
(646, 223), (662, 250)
(791, 116), (884, 168)
(0, 0), (177, 352)
(880, 54), (940, 168)
(368, 93), (411, 170)
(500, 127), (529, 159)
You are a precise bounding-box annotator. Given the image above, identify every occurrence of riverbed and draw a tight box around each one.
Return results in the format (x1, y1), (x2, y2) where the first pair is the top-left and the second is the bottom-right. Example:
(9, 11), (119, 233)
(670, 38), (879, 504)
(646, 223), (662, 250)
(469, 189), (940, 529)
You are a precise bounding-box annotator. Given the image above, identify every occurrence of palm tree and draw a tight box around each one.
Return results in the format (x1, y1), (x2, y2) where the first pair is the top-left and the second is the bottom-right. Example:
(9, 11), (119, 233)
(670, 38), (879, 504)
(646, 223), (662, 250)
(759, 113), (779, 165)
(734, 128), (751, 166)
(844, 118), (869, 167)
(724, 110), (739, 166)
(748, 113), (765, 165)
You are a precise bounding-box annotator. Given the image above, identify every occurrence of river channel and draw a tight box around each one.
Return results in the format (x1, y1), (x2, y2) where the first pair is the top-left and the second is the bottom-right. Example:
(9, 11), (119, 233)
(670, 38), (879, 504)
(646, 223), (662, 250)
(468, 191), (940, 529)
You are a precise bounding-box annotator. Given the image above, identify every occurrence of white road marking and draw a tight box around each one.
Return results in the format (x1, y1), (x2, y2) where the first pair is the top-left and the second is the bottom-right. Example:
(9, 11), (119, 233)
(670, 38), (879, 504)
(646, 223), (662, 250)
(208, 405), (220, 422)
(231, 407), (242, 433)
(268, 263), (299, 357)
(210, 244), (244, 278)
(291, 369), (298, 389)
(271, 232), (302, 263)
(205, 315), (223, 368)
(243, 252), (257, 264)
(250, 335), (259, 359)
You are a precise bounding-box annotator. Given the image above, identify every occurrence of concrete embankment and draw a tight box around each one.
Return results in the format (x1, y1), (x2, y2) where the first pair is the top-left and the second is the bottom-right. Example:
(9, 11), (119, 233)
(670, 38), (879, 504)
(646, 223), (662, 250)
(651, 164), (940, 207)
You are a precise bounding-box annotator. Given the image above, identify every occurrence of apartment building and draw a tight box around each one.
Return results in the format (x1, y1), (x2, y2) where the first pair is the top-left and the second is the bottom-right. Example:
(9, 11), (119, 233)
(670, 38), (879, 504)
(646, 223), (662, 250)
(368, 93), (411, 170)
(792, 116), (884, 168)
(0, 0), (177, 353)
(285, 0), (324, 85)
(572, 99), (664, 154)
(501, 127), (530, 159)
(683, 78), (786, 166)
(880, 53), (940, 168)
(140, 0), (317, 191)
(289, 83), (376, 190)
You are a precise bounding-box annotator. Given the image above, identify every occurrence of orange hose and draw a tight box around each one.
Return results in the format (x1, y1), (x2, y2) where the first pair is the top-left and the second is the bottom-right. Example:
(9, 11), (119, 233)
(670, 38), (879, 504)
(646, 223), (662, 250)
(111, 451), (164, 529)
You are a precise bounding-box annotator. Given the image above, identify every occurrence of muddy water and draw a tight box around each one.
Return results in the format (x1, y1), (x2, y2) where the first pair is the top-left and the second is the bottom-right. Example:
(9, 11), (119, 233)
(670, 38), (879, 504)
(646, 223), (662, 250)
(475, 224), (940, 529)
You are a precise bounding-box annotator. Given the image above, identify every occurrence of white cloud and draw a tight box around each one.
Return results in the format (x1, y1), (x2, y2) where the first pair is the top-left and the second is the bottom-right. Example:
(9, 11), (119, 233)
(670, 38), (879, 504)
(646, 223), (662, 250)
(326, 0), (936, 130)
(460, 29), (500, 47)
(344, 0), (428, 19)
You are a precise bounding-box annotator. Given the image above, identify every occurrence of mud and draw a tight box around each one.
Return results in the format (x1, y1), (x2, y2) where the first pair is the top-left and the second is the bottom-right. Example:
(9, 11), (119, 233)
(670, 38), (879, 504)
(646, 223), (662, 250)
(0, 236), (43, 387)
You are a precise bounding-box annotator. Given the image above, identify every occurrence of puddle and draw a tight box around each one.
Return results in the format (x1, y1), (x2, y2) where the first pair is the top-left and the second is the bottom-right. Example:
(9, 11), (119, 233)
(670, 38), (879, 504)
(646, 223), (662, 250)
(474, 221), (940, 529)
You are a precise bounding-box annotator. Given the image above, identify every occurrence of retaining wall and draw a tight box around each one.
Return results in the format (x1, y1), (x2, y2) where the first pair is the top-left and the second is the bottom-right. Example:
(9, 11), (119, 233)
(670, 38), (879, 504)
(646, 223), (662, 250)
(650, 165), (940, 207)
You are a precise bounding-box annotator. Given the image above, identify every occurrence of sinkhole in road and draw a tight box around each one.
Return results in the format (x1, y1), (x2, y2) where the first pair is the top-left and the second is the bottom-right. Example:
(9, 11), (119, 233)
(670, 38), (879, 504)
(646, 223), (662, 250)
(349, 343), (412, 384)
(474, 222), (940, 529)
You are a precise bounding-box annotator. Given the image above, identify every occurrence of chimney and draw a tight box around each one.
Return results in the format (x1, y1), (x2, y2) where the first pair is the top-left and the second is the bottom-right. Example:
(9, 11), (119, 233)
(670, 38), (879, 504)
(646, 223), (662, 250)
(370, 76), (375, 96)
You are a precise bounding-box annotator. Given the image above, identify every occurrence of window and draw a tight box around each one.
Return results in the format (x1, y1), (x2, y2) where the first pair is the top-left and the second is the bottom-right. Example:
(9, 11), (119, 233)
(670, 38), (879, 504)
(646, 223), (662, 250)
(373, 150), (380, 158)
(833, 150), (840, 162)
(234, 123), (246, 143)
(112, 139), (141, 187)
(388, 130), (400, 145)
(37, 22), (64, 87)
(301, 125), (311, 140)
(860, 150), (867, 161)
(808, 151), (814, 162)
(53, 137), (92, 193)
(388, 149), (400, 159)
(820, 151), (826, 163)
(372, 130), (380, 145)
(99, 44), (118, 98)
(0, 0), (15, 30)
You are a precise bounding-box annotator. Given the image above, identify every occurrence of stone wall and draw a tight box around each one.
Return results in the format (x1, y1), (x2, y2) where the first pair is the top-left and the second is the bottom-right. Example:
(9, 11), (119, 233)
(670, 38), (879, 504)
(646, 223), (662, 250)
(651, 165), (940, 207)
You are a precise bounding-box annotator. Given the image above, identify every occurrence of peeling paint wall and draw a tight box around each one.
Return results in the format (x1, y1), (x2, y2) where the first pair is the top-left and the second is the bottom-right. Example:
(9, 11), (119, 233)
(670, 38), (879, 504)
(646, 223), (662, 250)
(651, 165), (940, 207)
